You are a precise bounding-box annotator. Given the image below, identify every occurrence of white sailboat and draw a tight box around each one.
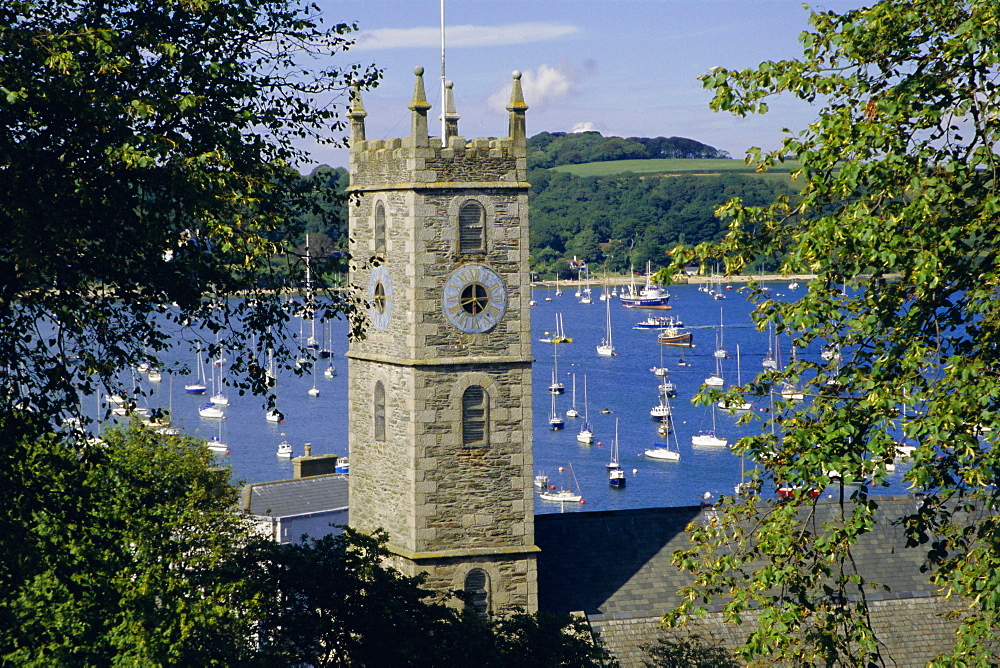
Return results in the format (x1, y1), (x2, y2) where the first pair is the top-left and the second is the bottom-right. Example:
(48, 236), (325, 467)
(762, 321), (778, 369)
(576, 375), (594, 444)
(713, 308), (727, 358)
(210, 349), (229, 406)
(265, 349), (283, 423)
(645, 400), (680, 461)
(207, 419), (229, 454)
(580, 267), (593, 304)
(692, 404), (728, 447)
(308, 355), (321, 397)
(704, 353), (724, 387)
(548, 389), (564, 430)
(539, 463), (583, 503)
(596, 292), (615, 357)
(650, 341), (668, 376)
(720, 344), (752, 412)
(607, 418), (626, 487)
(184, 343), (207, 394)
(198, 401), (225, 419)
(566, 373), (579, 418)
(779, 339), (804, 401)
(548, 344), (565, 394)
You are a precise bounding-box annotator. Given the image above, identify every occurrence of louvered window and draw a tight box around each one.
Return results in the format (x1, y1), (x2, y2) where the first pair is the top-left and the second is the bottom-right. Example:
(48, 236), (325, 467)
(462, 385), (488, 447)
(374, 381), (386, 442)
(374, 201), (386, 253)
(458, 201), (485, 253)
(464, 568), (490, 616)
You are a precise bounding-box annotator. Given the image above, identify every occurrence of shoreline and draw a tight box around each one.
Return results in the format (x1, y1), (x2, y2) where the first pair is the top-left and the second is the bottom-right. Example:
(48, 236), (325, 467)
(532, 274), (815, 287)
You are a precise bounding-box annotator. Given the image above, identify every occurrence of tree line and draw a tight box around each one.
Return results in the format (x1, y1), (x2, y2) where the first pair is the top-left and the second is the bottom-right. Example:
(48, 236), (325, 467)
(527, 131), (731, 169)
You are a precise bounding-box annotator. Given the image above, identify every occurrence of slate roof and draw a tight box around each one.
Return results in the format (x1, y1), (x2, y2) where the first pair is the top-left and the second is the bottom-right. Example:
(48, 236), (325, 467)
(536, 495), (945, 619)
(241, 474), (349, 518)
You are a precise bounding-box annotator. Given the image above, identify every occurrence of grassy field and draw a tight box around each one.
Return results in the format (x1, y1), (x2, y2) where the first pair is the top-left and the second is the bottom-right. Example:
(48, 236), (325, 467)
(551, 157), (802, 179)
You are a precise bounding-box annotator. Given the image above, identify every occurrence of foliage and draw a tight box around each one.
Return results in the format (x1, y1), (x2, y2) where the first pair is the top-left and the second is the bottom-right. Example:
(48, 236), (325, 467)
(665, 0), (1000, 665)
(642, 632), (739, 668)
(0, 0), (378, 424)
(0, 421), (268, 665)
(256, 528), (614, 667)
(529, 169), (791, 274)
(527, 131), (730, 169)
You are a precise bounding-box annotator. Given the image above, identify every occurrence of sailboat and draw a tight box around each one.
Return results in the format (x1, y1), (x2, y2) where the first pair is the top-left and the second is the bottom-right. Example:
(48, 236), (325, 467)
(580, 267), (593, 304)
(692, 403), (728, 447)
(607, 418), (626, 487)
(566, 373), (579, 418)
(539, 463), (583, 503)
(539, 313), (572, 343)
(576, 375), (594, 444)
(210, 350), (229, 406)
(207, 419), (229, 454)
(713, 308), (727, 358)
(548, 344), (565, 394)
(762, 321), (778, 369)
(596, 293), (615, 356)
(548, 389), (564, 430)
(322, 321), (337, 377)
(645, 438), (681, 461)
(308, 353), (321, 397)
(555, 276), (562, 297)
(720, 344), (752, 412)
(779, 339), (804, 401)
(645, 400), (680, 461)
(704, 350), (724, 387)
(184, 343), (207, 394)
(650, 341), (669, 376)
(265, 349), (283, 423)
(198, 400), (225, 419)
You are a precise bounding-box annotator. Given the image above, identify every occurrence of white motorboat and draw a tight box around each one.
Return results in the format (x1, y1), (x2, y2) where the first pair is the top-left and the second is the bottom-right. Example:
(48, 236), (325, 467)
(276, 439), (292, 458)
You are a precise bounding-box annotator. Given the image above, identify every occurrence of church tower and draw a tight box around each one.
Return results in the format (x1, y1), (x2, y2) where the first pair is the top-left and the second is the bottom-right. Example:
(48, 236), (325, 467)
(346, 67), (537, 612)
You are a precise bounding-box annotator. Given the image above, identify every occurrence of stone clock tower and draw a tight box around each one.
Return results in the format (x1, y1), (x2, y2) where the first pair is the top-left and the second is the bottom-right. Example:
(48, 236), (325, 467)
(346, 68), (537, 612)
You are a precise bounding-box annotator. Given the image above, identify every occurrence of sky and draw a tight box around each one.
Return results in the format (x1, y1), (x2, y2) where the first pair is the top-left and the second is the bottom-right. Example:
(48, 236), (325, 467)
(307, 0), (865, 170)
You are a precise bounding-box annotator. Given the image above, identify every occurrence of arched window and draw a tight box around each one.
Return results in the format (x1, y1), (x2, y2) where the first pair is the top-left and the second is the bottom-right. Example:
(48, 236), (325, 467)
(464, 568), (490, 616)
(462, 385), (488, 447)
(458, 200), (485, 253)
(374, 381), (386, 442)
(374, 201), (386, 253)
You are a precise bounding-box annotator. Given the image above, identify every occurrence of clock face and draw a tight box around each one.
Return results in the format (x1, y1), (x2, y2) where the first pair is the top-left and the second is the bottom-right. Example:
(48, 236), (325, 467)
(368, 265), (393, 331)
(442, 264), (508, 333)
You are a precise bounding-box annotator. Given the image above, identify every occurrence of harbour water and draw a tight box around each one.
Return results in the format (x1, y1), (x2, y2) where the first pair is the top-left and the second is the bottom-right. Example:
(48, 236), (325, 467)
(117, 281), (915, 514)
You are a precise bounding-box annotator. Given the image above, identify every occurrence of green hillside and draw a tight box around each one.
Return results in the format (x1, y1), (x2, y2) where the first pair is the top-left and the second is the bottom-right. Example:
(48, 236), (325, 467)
(552, 157), (802, 178)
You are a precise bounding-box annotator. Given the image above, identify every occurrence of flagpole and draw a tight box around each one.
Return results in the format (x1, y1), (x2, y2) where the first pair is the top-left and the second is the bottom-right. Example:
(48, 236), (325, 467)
(440, 0), (446, 147)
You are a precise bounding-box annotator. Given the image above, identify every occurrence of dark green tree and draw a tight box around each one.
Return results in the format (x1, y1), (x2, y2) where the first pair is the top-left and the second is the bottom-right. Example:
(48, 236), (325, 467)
(0, 421), (268, 664)
(0, 0), (379, 425)
(668, 0), (1000, 664)
(257, 528), (614, 667)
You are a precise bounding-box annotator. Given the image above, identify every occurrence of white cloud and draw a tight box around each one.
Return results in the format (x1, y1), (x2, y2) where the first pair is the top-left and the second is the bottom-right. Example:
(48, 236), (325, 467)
(353, 23), (577, 50)
(488, 63), (578, 113)
(570, 122), (598, 133)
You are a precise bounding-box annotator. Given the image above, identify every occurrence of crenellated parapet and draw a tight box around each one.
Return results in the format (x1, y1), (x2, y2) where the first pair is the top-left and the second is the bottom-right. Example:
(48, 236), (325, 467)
(348, 66), (528, 191)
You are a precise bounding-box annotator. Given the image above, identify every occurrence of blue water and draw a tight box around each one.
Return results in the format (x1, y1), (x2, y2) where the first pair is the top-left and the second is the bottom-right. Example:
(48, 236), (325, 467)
(117, 282), (914, 513)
